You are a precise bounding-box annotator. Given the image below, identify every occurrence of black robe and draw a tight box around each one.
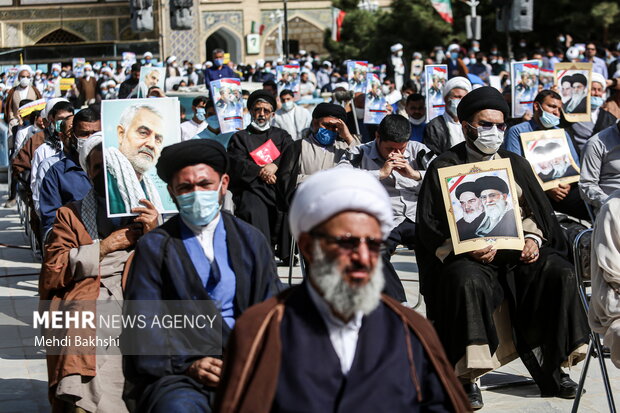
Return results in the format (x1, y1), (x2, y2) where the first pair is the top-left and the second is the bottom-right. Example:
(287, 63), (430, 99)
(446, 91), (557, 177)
(122, 212), (283, 412)
(415, 142), (589, 393)
(456, 212), (485, 241)
(422, 115), (451, 156)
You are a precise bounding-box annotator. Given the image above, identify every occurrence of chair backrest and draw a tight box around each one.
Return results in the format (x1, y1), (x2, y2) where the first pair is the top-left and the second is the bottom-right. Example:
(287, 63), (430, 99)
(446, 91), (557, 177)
(572, 228), (593, 314)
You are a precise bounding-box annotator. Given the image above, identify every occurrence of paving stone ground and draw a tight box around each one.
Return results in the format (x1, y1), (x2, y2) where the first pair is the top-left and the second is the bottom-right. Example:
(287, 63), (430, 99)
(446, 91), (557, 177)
(0, 183), (618, 412)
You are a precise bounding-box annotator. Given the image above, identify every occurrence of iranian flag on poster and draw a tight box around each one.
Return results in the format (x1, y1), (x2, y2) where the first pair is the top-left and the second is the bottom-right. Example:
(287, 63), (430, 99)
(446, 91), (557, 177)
(430, 0), (453, 24)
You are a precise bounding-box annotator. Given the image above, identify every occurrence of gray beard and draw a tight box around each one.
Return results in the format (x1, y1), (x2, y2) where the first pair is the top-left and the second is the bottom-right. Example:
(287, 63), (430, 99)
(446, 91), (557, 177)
(463, 209), (482, 223)
(484, 199), (507, 221)
(308, 241), (384, 320)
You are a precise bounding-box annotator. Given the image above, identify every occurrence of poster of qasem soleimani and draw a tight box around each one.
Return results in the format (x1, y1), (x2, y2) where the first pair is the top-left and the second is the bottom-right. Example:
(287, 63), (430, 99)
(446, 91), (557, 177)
(511, 60), (539, 118)
(347, 61), (368, 93)
(554, 62), (592, 123)
(364, 73), (387, 125)
(438, 158), (525, 255)
(520, 128), (580, 191)
(210, 78), (244, 134)
(102, 98), (181, 217)
(424, 65), (448, 122)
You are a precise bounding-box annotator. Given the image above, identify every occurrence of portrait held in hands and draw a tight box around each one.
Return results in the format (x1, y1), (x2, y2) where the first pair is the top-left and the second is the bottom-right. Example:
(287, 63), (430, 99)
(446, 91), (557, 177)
(438, 158), (524, 254)
(554, 62), (592, 122)
(520, 128), (580, 190)
(138, 67), (165, 98)
(364, 73), (388, 124)
(102, 98), (181, 217)
(424, 64), (448, 121)
(511, 60), (539, 118)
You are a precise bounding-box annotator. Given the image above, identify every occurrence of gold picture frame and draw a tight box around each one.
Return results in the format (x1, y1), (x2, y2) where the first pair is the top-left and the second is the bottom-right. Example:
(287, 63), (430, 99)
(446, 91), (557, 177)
(438, 158), (525, 255)
(520, 128), (580, 191)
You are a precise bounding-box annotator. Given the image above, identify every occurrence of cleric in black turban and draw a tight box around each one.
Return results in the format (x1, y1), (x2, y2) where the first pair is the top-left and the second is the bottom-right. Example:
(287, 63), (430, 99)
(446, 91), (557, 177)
(156, 138), (229, 184)
(312, 102), (347, 122)
(416, 86), (589, 408)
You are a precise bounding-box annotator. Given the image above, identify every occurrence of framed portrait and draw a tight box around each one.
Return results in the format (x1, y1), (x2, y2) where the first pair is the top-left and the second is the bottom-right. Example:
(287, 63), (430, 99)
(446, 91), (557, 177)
(364, 73), (387, 124)
(102, 98), (181, 217)
(72, 58), (86, 78)
(276, 64), (300, 95)
(138, 67), (165, 98)
(424, 65), (448, 122)
(347, 61), (368, 93)
(210, 78), (244, 134)
(554, 62), (592, 123)
(511, 60), (539, 118)
(520, 128), (580, 190)
(438, 158), (525, 255)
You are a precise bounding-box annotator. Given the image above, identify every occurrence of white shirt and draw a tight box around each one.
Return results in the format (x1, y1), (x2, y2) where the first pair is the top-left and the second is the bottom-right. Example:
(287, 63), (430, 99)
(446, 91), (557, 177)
(306, 281), (364, 375)
(182, 213), (220, 262)
(180, 119), (208, 141)
(443, 111), (465, 148)
(31, 143), (63, 213)
(272, 105), (312, 141)
(385, 90), (402, 105)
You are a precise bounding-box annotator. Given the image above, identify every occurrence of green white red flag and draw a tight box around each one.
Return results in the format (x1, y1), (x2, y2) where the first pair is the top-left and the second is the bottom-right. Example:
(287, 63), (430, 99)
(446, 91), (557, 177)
(430, 0), (453, 24)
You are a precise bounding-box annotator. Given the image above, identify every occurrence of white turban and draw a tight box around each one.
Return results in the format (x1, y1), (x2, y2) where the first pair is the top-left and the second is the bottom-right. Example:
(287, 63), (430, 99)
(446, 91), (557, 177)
(288, 168), (394, 241)
(447, 43), (460, 52)
(79, 131), (103, 172)
(167, 55), (177, 64)
(144, 51), (153, 58)
(443, 76), (472, 98)
(42, 98), (69, 119)
(390, 43), (403, 53)
(591, 72), (607, 91)
(566, 47), (580, 61)
(18, 65), (33, 75)
(84, 63), (92, 70)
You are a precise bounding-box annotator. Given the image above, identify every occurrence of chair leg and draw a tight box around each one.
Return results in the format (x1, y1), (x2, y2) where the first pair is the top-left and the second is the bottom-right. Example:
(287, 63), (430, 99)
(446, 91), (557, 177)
(288, 237), (296, 286)
(571, 339), (594, 413)
(593, 334), (617, 412)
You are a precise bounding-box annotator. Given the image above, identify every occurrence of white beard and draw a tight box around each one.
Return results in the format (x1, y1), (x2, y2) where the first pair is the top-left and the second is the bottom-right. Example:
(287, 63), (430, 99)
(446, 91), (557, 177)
(308, 241), (384, 320)
(484, 198), (508, 221)
(552, 161), (570, 179)
(462, 208), (482, 223)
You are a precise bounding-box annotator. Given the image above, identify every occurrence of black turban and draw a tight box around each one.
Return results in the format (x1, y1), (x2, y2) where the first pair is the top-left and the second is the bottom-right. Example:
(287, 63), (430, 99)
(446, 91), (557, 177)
(312, 103), (347, 122)
(455, 181), (478, 199)
(457, 86), (510, 123)
(474, 175), (509, 196)
(560, 75), (574, 85)
(571, 73), (587, 86)
(156, 139), (229, 184)
(247, 90), (277, 112)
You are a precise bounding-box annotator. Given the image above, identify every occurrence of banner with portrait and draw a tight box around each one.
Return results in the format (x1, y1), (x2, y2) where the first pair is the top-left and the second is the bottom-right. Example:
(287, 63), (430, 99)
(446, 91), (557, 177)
(276, 64), (300, 95)
(539, 68), (554, 90)
(424, 65), (448, 122)
(210, 78), (244, 134)
(364, 73), (387, 124)
(438, 158), (524, 255)
(347, 61), (368, 93)
(520, 128), (580, 191)
(72, 58), (86, 78)
(511, 60), (539, 118)
(102, 98), (181, 217)
(138, 67), (165, 98)
(554, 62), (592, 123)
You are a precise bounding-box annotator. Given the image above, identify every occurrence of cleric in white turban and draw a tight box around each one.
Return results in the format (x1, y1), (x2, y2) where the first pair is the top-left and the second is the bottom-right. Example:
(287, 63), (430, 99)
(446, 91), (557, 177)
(423, 76), (472, 155)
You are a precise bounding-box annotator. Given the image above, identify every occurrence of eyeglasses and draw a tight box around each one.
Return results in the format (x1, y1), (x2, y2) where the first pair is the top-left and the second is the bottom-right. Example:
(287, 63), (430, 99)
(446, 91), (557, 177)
(311, 232), (383, 254)
(468, 121), (507, 132)
(252, 107), (273, 115)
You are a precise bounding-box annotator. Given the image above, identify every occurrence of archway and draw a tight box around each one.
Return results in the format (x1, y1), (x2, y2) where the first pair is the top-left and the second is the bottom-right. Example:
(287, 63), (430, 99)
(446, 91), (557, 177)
(205, 27), (242, 64)
(35, 28), (85, 44)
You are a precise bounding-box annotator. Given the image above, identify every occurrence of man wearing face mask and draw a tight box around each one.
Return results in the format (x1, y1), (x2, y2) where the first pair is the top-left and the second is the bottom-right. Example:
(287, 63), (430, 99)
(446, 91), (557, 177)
(39, 108), (101, 239)
(123, 139), (281, 413)
(504, 90), (590, 220)
(3, 65), (42, 131)
(204, 48), (238, 85)
(40, 134), (159, 413)
(416, 86), (589, 409)
(386, 43), (409, 91)
(405, 93), (426, 142)
(181, 96), (209, 141)
(76, 63), (98, 107)
(570, 72), (617, 152)
(272, 89), (311, 141)
(339, 114), (430, 304)
(228, 90), (293, 263)
(423, 76), (472, 155)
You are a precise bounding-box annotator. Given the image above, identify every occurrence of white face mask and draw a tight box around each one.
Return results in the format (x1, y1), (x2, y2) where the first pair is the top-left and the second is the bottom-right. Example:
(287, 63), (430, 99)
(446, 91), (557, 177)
(381, 85), (391, 95)
(281, 101), (295, 112)
(447, 98), (461, 116)
(473, 125), (504, 155)
(409, 115), (425, 125)
(19, 77), (30, 88)
(396, 51), (403, 57)
(251, 120), (271, 132)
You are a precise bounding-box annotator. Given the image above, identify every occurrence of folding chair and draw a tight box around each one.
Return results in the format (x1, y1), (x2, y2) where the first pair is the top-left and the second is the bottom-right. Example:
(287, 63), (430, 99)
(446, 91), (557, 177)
(571, 228), (616, 413)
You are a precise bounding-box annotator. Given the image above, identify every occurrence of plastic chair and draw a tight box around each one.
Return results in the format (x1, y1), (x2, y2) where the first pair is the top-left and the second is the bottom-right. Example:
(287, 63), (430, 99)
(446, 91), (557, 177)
(571, 228), (616, 413)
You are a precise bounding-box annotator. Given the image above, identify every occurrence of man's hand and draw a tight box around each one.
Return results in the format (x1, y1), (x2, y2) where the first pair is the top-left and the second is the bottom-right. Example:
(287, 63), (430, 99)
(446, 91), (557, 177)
(186, 357), (223, 387)
(99, 224), (142, 260)
(547, 183), (570, 202)
(520, 238), (540, 264)
(378, 156), (397, 180)
(385, 104), (394, 114)
(131, 199), (160, 234)
(259, 163), (278, 183)
(324, 118), (354, 144)
(467, 245), (497, 264)
(390, 153), (422, 181)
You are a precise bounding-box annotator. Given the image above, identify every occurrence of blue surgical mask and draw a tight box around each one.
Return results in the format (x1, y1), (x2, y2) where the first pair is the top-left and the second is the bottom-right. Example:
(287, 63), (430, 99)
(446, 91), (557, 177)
(540, 110), (560, 128)
(176, 183), (222, 227)
(206, 115), (220, 130)
(196, 108), (206, 121)
(314, 127), (337, 146)
(214, 58), (224, 67)
(54, 120), (63, 133)
(281, 101), (295, 112)
(591, 96), (604, 111)
(447, 98), (461, 115)
(451, 52), (459, 60)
